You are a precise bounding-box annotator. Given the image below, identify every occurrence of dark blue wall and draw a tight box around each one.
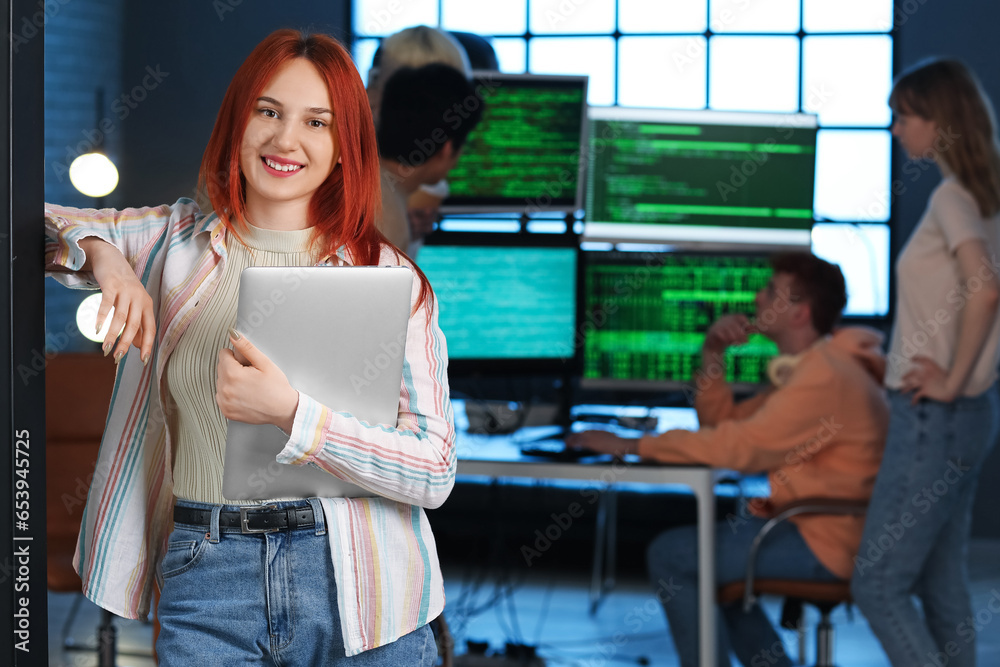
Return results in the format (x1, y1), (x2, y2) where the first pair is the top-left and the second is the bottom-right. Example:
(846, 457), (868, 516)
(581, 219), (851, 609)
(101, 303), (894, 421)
(44, 0), (124, 354)
(44, 0), (124, 208)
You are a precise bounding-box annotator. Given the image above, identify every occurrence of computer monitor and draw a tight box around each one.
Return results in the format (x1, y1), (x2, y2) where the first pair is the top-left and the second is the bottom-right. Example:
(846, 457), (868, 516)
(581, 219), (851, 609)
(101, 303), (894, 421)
(581, 248), (779, 392)
(440, 73), (588, 215)
(584, 107), (818, 248)
(418, 232), (581, 375)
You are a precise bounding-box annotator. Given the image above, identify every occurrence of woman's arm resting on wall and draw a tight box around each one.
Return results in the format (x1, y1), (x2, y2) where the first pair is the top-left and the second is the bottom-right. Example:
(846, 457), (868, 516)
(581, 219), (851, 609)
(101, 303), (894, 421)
(77, 237), (156, 364)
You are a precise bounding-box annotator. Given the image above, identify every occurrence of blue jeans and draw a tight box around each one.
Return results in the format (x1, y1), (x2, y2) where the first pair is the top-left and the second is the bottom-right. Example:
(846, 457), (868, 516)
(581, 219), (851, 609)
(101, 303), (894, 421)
(156, 499), (436, 666)
(851, 388), (999, 667)
(647, 516), (840, 667)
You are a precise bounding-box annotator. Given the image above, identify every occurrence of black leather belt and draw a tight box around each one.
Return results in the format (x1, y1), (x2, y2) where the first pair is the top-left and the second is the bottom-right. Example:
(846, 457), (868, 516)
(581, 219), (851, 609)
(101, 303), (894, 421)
(174, 504), (315, 534)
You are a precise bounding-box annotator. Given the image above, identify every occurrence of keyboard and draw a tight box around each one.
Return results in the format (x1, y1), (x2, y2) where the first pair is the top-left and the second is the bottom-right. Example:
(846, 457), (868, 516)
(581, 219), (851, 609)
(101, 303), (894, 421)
(518, 438), (603, 461)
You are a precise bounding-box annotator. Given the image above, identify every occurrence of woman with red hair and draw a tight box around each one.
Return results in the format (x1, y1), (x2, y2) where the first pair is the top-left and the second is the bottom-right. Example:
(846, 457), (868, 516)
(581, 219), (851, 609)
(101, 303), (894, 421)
(45, 29), (453, 665)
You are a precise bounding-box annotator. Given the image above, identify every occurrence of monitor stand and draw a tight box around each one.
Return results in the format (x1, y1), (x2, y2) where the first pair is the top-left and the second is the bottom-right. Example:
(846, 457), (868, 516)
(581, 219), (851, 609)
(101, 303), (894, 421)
(518, 372), (575, 443)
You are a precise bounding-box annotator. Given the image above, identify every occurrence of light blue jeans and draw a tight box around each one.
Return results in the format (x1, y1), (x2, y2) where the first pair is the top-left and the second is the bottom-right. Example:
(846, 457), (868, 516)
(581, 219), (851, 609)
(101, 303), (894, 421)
(851, 388), (999, 667)
(647, 516), (840, 667)
(156, 498), (436, 666)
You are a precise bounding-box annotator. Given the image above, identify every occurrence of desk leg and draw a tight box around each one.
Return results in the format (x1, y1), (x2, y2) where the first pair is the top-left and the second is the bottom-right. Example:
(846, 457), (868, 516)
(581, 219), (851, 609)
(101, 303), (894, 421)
(589, 489), (609, 615)
(605, 489), (617, 595)
(695, 477), (717, 667)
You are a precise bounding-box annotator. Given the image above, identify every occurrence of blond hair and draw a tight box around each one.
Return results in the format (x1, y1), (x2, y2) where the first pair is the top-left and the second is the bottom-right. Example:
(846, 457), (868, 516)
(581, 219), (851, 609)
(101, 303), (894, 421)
(368, 26), (471, 123)
(890, 58), (1000, 217)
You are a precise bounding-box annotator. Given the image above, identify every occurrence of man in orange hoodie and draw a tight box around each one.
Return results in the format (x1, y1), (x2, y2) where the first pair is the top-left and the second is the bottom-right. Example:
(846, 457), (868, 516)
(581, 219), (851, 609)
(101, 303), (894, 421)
(567, 252), (889, 667)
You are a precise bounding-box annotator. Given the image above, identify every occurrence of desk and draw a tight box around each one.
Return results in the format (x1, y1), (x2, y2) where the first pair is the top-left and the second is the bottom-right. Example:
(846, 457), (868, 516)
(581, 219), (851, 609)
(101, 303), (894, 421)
(456, 430), (726, 667)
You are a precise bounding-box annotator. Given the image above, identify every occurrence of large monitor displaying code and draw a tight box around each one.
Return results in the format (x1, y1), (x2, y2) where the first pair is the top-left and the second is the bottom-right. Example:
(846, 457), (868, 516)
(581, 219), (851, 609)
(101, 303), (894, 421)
(441, 73), (588, 214)
(585, 107), (818, 247)
(582, 250), (779, 390)
(418, 233), (580, 373)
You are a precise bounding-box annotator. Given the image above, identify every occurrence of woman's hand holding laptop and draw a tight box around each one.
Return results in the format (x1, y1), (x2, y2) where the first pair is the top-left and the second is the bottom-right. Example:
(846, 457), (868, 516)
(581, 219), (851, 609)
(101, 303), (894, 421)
(216, 327), (299, 433)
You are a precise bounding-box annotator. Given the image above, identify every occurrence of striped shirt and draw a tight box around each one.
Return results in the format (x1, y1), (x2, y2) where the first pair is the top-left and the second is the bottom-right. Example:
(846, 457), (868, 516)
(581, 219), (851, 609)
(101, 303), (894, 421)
(44, 199), (456, 655)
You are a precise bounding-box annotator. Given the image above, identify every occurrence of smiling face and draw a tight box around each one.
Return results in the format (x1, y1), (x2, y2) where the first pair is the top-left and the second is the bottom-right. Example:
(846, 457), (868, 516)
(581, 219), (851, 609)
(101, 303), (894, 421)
(239, 58), (340, 225)
(891, 111), (940, 160)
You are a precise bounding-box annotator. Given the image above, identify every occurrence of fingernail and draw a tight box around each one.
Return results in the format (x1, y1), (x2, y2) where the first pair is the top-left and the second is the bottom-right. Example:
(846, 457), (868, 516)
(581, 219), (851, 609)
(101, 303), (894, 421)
(114, 350), (124, 365)
(142, 354), (149, 367)
(103, 342), (112, 357)
(228, 327), (241, 341)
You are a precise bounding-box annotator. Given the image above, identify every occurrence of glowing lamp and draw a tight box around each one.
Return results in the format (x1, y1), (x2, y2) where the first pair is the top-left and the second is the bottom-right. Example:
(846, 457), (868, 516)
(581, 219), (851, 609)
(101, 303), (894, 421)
(76, 293), (116, 343)
(69, 152), (119, 198)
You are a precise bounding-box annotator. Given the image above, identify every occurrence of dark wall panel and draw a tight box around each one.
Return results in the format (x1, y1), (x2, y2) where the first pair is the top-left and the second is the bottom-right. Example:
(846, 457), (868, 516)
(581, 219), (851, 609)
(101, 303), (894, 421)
(44, 0), (124, 209)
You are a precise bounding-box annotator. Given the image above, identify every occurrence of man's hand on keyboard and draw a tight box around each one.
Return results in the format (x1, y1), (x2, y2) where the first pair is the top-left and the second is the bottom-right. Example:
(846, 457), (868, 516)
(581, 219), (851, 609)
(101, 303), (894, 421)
(565, 431), (640, 458)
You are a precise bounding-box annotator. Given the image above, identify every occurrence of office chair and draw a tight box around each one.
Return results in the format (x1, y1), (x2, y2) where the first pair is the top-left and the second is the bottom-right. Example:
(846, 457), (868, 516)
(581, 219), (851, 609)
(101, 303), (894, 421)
(717, 497), (867, 667)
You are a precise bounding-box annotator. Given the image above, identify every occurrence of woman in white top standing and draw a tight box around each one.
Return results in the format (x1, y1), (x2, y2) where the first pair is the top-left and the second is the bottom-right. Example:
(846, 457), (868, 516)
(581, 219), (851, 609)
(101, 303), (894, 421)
(852, 58), (1000, 666)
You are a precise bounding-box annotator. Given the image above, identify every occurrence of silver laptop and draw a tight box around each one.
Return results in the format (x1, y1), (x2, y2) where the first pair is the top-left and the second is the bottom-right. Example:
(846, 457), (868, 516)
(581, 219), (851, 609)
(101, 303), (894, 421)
(222, 265), (413, 501)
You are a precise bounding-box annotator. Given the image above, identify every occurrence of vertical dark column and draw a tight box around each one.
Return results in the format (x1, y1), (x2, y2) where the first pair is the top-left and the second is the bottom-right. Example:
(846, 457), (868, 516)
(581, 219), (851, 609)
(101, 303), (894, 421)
(3, 0), (47, 665)
(0, 0), (10, 660)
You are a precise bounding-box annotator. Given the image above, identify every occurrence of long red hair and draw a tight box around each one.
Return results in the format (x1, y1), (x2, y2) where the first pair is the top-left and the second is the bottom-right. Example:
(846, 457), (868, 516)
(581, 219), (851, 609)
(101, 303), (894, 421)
(199, 29), (432, 309)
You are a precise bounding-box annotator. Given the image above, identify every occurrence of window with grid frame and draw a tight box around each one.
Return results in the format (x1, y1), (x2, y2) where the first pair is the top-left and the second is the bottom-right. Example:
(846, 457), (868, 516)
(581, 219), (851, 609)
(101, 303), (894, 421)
(352, 0), (894, 316)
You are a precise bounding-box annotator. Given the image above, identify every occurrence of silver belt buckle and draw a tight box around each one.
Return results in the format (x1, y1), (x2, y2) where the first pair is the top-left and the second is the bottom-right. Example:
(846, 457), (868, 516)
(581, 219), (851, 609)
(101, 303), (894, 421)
(240, 504), (279, 534)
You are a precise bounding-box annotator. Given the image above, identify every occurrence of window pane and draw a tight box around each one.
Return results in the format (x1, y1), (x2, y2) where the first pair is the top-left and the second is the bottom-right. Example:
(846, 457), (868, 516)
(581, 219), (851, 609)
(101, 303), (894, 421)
(710, 0), (799, 33)
(442, 0), (526, 35)
(618, 37), (706, 109)
(529, 37), (615, 106)
(804, 36), (892, 127)
(811, 223), (890, 316)
(492, 38), (527, 73)
(530, 0), (615, 35)
(709, 37), (799, 112)
(804, 0), (894, 32)
(353, 38), (381, 88)
(353, 0), (438, 37)
(814, 130), (891, 222)
(619, 0), (707, 33)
